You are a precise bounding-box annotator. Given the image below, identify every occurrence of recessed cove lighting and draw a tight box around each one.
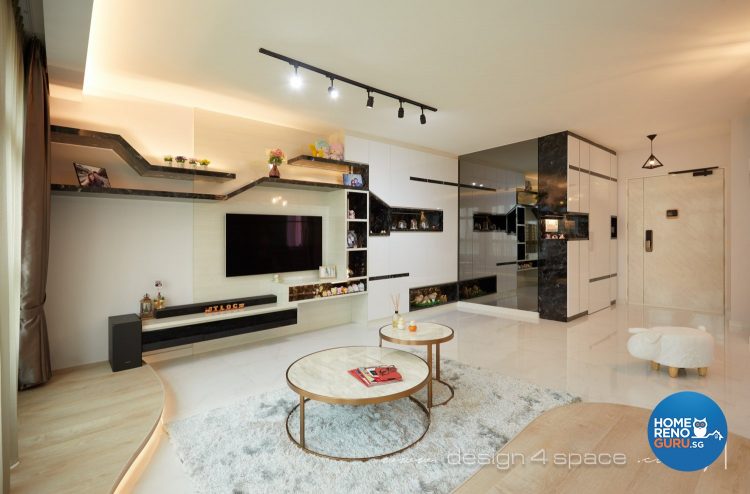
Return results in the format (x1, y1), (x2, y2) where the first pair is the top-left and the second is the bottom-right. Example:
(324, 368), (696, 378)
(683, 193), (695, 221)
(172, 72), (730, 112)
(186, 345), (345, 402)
(328, 78), (339, 99)
(289, 65), (302, 89)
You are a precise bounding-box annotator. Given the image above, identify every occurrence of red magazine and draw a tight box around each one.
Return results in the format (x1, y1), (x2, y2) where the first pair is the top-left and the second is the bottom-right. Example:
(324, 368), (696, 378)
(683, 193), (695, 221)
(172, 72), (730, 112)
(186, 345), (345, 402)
(348, 366), (403, 387)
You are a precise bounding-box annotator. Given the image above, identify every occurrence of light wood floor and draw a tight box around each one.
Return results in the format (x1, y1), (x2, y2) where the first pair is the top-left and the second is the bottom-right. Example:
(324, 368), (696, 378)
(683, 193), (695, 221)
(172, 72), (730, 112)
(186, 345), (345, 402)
(455, 402), (749, 494)
(10, 362), (163, 494)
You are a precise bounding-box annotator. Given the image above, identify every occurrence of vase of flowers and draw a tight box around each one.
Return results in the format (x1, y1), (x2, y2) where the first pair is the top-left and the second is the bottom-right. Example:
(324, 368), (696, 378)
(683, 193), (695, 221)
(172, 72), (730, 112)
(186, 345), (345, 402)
(267, 148), (285, 178)
(163, 155), (173, 167)
(174, 155), (187, 168)
(198, 159), (210, 168)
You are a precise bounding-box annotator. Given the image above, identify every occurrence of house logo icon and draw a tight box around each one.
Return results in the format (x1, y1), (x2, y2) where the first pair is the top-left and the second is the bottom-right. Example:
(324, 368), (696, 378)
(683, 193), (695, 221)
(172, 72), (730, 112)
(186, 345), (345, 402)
(648, 391), (727, 471)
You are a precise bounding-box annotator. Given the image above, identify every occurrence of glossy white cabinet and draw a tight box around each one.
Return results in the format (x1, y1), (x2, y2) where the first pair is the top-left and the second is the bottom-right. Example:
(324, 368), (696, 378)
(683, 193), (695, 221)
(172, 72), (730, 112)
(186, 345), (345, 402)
(567, 135), (579, 167)
(567, 168), (580, 213)
(589, 175), (611, 279)
(368, 141), (391, 203)
(589, 278), (610, 313)
(580, 240), (589, 313)
(567, 241), (580, 317)
(590, 146), (610, 177)
(579, 142), (590, 213)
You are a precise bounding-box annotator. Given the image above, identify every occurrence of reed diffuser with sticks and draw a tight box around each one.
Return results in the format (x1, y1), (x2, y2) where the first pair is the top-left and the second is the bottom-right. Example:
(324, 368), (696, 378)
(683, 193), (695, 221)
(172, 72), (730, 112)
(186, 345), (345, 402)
(390, 293), (400, 328)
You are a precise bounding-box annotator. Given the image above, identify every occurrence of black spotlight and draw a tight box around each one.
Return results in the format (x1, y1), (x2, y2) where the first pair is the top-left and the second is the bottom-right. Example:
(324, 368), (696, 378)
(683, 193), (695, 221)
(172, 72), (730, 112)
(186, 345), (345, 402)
(397, 100), (404, 118)
(419, 107), (426, 125)
(366, 90), (374, 109)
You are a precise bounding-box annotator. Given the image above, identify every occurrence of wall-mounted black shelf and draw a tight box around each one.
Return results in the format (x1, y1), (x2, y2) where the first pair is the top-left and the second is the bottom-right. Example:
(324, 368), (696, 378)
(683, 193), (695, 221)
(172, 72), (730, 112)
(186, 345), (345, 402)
(368, 193), (443, 235)
(50, 184), (224, 201)
(287, 155), (369, 190)
(51, 125), (237, 182)
(51, 176), (366, 202)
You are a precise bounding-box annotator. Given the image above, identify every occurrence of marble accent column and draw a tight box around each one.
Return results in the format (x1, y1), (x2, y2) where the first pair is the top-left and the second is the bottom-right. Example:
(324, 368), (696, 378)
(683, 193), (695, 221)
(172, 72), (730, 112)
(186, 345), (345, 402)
(538, 132), (569, 321)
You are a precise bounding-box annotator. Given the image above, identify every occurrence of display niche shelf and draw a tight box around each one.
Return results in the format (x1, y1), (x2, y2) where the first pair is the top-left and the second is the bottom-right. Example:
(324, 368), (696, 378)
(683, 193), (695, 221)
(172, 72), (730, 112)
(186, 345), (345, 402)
(51, 125), (236, 182)
(473, 212), (506, 232)
(409, 281), (458, 311)
(288, 279), (367, 302)
(459, 275), (497, 300)
(368, 192), (443, 235)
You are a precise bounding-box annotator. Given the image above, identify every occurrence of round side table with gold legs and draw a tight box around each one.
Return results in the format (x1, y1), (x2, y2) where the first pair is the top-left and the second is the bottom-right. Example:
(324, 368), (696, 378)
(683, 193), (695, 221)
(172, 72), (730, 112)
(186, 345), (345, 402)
(379, 323), (455, 408)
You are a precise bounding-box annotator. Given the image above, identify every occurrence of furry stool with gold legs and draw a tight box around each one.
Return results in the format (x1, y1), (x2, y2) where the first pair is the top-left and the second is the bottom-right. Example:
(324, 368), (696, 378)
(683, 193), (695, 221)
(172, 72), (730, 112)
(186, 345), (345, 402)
(627, 326), (714, 378)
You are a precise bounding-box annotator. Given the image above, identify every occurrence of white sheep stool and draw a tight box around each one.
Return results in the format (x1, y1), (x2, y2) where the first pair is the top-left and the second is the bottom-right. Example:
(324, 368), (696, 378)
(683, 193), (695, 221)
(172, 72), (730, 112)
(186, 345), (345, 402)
(627, 326), (714, 378)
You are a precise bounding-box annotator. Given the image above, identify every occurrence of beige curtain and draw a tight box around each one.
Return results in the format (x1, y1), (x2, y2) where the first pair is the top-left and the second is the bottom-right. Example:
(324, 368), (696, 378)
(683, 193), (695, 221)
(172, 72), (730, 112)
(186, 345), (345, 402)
(18, 38), (51, 390)
(0, 0), (26, 487)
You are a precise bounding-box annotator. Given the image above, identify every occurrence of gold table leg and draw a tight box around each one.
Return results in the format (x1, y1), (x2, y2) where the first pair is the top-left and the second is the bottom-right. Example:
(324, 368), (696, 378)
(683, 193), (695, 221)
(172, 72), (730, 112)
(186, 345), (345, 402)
(427, 343), (433, 408)
(299, 394), (305, 448)
(436, 343), (441, 381)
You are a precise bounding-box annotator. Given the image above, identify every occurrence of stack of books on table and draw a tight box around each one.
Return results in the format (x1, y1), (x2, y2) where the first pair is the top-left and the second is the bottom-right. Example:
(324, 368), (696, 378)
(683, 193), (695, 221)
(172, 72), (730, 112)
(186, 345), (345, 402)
(348, 365), (403, 387)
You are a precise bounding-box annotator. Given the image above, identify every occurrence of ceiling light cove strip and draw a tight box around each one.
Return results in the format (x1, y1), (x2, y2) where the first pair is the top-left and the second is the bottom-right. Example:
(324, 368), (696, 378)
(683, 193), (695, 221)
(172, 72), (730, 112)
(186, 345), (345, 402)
(258, 47), (438, 115)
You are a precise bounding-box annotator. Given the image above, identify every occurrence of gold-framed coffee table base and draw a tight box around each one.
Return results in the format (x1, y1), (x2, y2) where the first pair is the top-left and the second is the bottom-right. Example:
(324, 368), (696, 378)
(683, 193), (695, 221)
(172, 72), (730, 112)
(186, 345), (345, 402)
(429, 378), (455, 407)
(285, 396), (431, 462)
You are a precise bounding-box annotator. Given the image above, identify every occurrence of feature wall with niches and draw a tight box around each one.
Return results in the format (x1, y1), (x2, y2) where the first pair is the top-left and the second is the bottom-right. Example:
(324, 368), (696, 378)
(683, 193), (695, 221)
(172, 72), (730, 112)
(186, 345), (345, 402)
(344, 136), (458, 321)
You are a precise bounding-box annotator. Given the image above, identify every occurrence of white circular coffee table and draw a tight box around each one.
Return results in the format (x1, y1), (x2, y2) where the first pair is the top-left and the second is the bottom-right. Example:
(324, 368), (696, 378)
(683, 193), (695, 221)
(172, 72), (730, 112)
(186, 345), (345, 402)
(285, 346), (430, 461)
(379, 322), (455, 408)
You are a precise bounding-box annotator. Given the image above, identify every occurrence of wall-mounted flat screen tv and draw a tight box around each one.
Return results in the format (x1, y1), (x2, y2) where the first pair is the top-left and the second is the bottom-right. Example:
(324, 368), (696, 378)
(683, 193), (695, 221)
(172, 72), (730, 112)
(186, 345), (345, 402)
(226, 214), (323, 277)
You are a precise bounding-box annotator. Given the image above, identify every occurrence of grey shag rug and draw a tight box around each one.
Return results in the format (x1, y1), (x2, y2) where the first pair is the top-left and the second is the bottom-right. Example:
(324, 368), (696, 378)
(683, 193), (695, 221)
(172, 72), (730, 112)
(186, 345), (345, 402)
(166, 359), (578, 493)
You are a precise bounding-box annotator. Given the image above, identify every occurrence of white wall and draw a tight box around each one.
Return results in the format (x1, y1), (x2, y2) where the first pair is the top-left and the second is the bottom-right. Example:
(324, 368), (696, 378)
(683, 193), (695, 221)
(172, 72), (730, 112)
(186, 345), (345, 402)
(345, 135), (458, 320)
(616, 132), (731, 306)
(47, 195), (194, 369)
(730, 114), (750, 329)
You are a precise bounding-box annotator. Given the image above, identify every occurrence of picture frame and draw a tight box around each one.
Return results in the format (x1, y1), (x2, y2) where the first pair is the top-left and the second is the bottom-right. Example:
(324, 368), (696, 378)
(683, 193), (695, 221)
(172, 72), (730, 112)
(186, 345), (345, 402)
(73, 162), (111, 188)
(319, 265), (337, 279)
(343, 173), (363, 188)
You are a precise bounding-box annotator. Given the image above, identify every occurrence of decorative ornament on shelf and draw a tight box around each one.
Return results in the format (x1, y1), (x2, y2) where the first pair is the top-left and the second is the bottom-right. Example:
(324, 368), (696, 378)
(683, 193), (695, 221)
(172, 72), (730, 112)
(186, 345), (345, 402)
(174, 155), (187, 168)
(198, 159), (210, 168)
(163, 155), (173, 166)
(188, 158), (198, 168)
(307, 134), (345, 160)
(267, 148), (285, 178)
(139, 293), (154, 319)
(154, 280), (166, 310)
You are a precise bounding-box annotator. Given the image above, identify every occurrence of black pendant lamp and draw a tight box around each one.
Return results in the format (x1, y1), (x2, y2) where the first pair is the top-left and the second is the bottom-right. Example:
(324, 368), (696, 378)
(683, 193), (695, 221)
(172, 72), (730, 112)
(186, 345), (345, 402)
(642, 134), (664, 169)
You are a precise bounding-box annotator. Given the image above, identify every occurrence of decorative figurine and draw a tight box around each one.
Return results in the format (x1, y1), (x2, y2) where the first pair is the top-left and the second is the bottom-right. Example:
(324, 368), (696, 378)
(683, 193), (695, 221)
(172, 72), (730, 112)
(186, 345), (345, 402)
(348, 210), (356, 219)
(154, 280), (165, 310)
(419, 211), (429, 230)
(410, 218), (418, 230)
(347, 230), (358, 248)
(139, 294), (154, 319)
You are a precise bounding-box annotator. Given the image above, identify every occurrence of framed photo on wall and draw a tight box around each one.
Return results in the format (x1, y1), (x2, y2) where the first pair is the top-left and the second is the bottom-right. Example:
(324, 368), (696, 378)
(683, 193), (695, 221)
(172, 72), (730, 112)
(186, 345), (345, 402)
(73, 162), (111, 188)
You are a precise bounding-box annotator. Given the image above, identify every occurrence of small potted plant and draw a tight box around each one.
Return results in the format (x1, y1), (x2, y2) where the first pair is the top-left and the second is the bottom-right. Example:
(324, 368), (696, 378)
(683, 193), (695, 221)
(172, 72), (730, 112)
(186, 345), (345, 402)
(266, 148), (285, 178)
(188, 158), (198, 169)
(174, 155), (187, 168)
(198, 159), (210, 168)
(163, 155), (173, 166)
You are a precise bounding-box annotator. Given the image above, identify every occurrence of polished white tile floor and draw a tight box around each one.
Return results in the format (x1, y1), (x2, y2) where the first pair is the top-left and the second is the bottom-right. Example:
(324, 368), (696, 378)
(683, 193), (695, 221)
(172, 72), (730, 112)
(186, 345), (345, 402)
(131, 303), (750, 493)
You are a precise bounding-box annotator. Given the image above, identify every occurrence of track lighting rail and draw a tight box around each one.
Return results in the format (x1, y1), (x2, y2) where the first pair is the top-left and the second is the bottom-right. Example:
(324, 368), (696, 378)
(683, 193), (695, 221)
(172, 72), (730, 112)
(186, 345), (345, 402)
(259, 47), (438, 115)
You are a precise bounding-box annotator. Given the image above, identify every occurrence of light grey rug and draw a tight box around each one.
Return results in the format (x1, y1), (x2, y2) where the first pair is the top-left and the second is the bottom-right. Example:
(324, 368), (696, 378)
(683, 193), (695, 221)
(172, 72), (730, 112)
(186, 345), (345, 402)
(166, 359), (578, 493)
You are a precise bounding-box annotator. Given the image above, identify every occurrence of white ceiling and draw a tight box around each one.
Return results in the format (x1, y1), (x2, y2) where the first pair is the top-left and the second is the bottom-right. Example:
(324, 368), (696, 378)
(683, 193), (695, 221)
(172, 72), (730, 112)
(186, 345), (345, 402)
(43, 0), (750, 155)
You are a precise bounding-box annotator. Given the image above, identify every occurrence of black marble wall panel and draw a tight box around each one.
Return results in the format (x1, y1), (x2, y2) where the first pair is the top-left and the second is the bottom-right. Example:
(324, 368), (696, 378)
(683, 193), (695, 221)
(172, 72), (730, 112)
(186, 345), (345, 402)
(538, 132), (568, 215)
(538, 239), (567, 321)
(537, 132), (569, 321)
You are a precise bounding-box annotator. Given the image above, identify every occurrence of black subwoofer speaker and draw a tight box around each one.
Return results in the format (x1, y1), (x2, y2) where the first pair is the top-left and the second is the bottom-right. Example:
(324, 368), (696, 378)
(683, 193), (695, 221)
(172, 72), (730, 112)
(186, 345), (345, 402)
(108, 314), (142, 372)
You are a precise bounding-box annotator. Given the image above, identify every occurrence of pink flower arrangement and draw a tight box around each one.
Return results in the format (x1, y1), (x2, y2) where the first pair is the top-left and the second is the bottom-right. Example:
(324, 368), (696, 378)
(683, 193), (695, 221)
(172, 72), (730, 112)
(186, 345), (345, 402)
(267, 148), (286, 166)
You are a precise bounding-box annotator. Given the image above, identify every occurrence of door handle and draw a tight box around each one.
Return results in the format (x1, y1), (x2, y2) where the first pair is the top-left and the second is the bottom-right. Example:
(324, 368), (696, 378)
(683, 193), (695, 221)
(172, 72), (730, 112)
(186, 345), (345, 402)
(645, 229), (653, 252)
